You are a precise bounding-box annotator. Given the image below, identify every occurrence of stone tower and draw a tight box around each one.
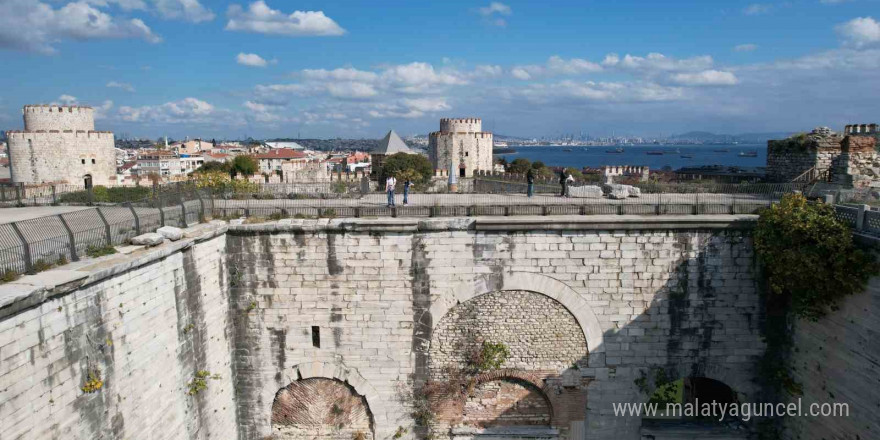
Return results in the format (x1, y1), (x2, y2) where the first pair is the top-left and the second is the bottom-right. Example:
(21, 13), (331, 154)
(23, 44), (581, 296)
(6, 105), (116, 187)
(428, 117), (493, 177)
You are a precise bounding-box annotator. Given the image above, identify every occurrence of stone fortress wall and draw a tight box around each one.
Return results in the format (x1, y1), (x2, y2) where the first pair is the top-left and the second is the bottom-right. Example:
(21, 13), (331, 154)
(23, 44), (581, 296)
(2, 215), (875, 440)
(767, 124), (878, 185)
(429, 118), (493, 177)
(6, 105), (116, 186)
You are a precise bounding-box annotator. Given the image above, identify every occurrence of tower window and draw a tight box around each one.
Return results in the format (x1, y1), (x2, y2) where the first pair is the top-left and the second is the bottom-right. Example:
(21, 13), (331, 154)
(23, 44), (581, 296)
(311, 326), (320, 348)
(91, 159), (95, 164)
(81, 159), (85, 164)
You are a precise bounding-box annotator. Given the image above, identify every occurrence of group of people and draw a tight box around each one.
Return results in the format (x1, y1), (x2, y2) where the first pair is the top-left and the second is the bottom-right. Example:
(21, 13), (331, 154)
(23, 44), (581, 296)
(526, 168), (575, 198)
(384, 175), (411, 207)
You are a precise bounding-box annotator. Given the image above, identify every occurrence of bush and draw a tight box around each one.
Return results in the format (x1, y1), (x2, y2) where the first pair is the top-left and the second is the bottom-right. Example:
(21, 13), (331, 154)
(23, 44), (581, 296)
(507, 158), (531, 174)
(754, 193), (879, 320)
(58, 186), (152, 204)
(1, 269), (19, 284)
(231, 155), (259, 177)
(86, 245), (117, 258)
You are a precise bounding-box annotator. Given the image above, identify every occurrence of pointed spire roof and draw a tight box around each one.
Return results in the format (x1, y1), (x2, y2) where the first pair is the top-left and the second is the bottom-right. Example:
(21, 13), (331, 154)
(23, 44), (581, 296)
(374, 129), (413, 155)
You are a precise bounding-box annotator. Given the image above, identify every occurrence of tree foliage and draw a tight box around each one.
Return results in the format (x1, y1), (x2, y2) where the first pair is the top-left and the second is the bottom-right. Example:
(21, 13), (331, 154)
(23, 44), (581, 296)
(378, 153), (433, 184)
(231, 155), (258, 177)
(754, 193), (878, 320)
(507, 158), (531, 174)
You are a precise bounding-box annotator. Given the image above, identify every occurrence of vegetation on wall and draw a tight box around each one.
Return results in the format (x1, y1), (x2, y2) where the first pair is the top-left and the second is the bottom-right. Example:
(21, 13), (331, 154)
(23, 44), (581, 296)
(767, 132), (810, 152)
(754, 193), (877, 320)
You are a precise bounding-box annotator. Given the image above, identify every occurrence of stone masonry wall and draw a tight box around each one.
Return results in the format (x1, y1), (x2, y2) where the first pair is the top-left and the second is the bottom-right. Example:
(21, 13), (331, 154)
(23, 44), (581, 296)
(0, 225), (237, 439)
(766, 134), (842, 182)
(783, 265), (880, 439)
(7, 131), (117, 185)
(226, 216), (765, 440)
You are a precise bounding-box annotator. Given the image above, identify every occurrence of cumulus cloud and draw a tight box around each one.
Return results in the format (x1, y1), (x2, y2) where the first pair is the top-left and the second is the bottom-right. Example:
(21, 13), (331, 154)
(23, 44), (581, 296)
(510, 56), (602, 80)
(0, 0), (161, 54)
(602, 52), (714, 72)
(734, 43), (758, 52)
(669, 70), (739, 86)
(836, 17), (880, 47)
(225, 1), (345, 36)
(154, 0), (214, 22)
(368, 97), (451, 119)
(236, 52), (273, 67)
(478, 2), (511, 26)
(106, 81), (135, 92)
(118, 97), (221, 123)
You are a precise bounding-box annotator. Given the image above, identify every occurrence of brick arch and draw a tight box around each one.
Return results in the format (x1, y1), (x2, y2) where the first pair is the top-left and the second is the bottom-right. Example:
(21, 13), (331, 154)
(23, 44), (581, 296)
(464, 371), (555, 428)
(271, 377), (373, 438)
(426, 272), (604, 354)
(280, 362), (382, 433)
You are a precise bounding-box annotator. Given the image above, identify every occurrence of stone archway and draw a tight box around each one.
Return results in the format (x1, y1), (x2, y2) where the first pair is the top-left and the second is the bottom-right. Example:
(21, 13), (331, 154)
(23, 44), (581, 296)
(271, 377), (374, 440)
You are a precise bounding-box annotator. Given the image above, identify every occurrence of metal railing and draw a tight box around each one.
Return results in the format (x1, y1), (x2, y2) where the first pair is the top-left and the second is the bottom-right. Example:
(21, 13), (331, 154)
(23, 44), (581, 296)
(0, 183), (209, 276)
(834, 204), (880, 237)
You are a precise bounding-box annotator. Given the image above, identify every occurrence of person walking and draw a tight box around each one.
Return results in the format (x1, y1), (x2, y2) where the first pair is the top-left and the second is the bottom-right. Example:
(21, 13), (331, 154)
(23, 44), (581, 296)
(526, 168), (535, 198)
(386, 175), (397, 207)
(403, 178), (411, 205)
(559, 169), (567, 197)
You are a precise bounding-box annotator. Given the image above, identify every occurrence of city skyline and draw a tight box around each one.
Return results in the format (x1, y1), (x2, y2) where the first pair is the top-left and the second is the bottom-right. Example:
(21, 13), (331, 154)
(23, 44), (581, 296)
(1, 0), (878, 139)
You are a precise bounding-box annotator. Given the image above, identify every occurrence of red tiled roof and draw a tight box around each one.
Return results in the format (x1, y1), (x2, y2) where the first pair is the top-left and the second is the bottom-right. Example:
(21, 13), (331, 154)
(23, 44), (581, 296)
(253, 149), (306, 159)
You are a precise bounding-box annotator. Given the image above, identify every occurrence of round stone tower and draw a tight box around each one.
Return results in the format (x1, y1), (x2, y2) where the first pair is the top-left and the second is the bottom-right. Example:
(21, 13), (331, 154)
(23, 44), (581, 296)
(429, 118), (493, 177)
(23, 105), (95, 131)
(6, 104), (116, 186)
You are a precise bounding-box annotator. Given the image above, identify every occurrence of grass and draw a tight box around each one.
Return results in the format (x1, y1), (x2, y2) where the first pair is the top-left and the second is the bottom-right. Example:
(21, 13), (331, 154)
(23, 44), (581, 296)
(86, 245), (117, 258)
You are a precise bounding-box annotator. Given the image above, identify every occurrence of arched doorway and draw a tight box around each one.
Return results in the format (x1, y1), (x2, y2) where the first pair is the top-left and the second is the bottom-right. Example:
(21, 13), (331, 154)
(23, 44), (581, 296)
(427, 290), (588, 438)
(83, 174), (93, 189)
(271, 377), (374, 439)
(641, 376), (748, 439)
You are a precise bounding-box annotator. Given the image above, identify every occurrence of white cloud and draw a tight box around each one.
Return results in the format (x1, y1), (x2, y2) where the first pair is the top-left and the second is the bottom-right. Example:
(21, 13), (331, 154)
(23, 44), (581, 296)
(510, 56), (602, 80)
(479, 2), (512, 16)
(511, 67), (533, 80)
(602, 52), (714, 72)
(236, 52), (269, 67)
(743, 4), (772, 15)
(836, 17), (880, 47)
(478, 2), (511, 26)
(513, 80), (686, 104)
(154, 0), (214, 22)
(734, 43), (758, 52)
(302, 67), (379, 83)
(669, 70), (739, 86)
(368, 97), (451, 119)
(0, 0), (161, 54)
(106, 81), (135, 92)
(57, 95), (78, 105)
(118, 97), (219, 123)
(225, 1), (345, 36)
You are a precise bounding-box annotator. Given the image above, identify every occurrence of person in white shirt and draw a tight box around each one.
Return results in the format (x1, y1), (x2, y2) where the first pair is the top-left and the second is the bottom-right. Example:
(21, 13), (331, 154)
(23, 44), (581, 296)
(386, 176), (397, 207)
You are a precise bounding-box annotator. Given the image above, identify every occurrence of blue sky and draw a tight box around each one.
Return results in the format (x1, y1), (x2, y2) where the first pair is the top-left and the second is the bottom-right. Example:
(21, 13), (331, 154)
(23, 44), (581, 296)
(1, 0), (879, 139)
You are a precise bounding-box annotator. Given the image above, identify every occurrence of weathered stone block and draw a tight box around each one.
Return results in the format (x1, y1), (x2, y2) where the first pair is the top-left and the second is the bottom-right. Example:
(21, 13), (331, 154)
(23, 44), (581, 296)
(130, 232), (164, 246)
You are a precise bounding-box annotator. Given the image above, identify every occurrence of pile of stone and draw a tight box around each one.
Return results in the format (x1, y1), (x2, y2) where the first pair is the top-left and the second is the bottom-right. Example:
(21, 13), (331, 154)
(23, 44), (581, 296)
(130, 226), (184, 247)
(602, 184), (641, 199)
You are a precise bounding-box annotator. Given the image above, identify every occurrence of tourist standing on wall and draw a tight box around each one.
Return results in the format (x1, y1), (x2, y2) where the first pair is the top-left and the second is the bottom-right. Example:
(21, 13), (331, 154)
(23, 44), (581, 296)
(565, 173), (575, 197)
(403, 178), (411, 205)
(386, 175), (397, 207)
(559, 169), (567, 197)
(527, 168), (535, 198)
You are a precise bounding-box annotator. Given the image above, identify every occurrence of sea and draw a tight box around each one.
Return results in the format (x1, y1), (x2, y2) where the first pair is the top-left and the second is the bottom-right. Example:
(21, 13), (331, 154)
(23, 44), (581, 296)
(494, 144), (766, 171)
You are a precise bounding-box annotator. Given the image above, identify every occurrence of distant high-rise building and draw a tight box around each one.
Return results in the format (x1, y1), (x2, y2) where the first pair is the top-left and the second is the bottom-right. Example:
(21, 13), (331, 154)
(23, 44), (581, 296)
(428, 118), (493, 177)
(6, 104), (116, 187)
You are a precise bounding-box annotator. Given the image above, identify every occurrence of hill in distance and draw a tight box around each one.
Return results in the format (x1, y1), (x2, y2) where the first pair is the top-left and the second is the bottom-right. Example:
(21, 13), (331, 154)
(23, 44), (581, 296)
(671, 131), (796, 144)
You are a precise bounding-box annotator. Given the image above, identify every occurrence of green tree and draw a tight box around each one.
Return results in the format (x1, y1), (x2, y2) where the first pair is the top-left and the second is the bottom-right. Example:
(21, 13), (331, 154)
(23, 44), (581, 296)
(754, 193), (878, 320)
(193, 161), (231, 175)
(231, 155), (258, 177)
(564, 167), (584, 181)
(531, 161), (546, 170)
(507, 158), (532, 174)
(378, 153), (433, 184)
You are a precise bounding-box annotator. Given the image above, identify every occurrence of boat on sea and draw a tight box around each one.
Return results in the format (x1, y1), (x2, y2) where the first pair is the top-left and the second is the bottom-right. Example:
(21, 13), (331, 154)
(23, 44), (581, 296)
(680, 154), (693, 159)
(738, 151), (758, 157)
(606, 147), (625, 154)
(646, 151), (663, 155)
(563, 148), (573, 152)
(713, 148), (730, 153)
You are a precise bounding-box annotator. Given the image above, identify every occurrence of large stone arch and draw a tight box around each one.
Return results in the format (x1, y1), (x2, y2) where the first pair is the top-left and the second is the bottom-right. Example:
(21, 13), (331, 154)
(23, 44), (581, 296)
(427, 272), (604, 354)
(271, 377), (373, 439)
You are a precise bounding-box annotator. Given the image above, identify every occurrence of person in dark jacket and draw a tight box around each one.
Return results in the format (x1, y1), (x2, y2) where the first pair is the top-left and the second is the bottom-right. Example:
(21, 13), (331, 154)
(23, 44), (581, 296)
(526, 168), (535, 198)
(403, 178), (411, 205)
(559, 169), (567, 197)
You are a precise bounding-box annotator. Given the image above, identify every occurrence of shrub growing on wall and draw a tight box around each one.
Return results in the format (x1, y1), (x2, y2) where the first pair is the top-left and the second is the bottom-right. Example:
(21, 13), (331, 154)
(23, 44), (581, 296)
(754, 193), (878, 320)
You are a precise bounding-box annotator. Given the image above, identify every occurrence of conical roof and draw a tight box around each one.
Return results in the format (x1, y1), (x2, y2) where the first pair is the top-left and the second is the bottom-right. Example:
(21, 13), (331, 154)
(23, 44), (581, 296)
(374, 129), (413, 155)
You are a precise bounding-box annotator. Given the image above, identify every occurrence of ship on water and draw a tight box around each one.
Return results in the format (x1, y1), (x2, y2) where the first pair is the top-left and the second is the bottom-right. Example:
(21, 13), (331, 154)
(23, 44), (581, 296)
(738, 150), (758, 157)
(606, 147), (625, 154)
(646, 151), (663, 155)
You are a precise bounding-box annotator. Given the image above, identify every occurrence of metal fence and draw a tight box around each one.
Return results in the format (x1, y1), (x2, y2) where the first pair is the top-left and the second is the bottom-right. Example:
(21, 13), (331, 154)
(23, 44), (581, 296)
(0, 183), (210, 276)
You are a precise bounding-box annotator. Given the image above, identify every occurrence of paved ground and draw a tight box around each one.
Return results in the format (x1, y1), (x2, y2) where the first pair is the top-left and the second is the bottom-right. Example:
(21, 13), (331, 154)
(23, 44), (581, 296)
(0, 206), (91, 224)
